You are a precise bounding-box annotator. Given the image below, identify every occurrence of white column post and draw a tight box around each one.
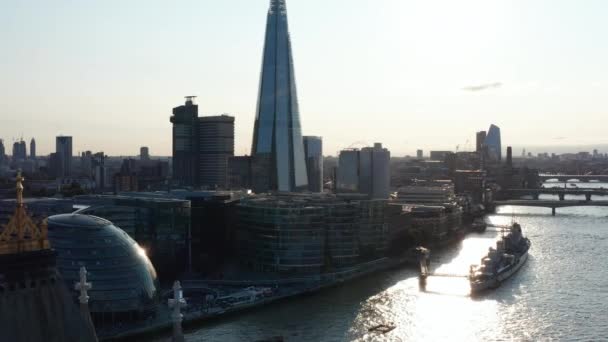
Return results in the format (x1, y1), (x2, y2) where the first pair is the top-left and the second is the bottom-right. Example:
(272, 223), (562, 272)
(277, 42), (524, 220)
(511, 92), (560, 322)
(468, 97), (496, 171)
(168, 280), (187, 342)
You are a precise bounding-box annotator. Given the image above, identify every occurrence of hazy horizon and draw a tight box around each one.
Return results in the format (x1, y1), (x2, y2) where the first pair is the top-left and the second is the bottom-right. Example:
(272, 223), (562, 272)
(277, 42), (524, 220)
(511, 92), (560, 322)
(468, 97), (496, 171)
(2, 0), (607, 157)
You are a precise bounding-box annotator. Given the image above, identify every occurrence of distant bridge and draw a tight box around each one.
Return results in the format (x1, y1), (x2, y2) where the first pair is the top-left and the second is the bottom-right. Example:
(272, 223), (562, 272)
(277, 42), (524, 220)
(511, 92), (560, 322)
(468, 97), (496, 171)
(494, 199), (608, 216)
(505, 188), (608, 201)
(540, 174), (608, 183)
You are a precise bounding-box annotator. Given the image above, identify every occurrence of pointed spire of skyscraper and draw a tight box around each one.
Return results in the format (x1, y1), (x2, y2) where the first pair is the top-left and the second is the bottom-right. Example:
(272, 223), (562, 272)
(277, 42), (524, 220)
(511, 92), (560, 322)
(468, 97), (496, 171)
(251, 0), (308, 193)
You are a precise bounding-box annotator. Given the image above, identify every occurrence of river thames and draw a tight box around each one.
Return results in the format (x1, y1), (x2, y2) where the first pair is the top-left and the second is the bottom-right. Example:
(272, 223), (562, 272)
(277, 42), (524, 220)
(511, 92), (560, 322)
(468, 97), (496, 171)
(178, 183), (608, 341)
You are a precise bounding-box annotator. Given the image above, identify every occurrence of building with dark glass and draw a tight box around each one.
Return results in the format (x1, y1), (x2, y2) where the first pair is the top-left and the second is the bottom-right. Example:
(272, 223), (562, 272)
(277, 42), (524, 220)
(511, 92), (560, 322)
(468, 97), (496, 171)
(73, 195), (191, 280)
(171, 97), (235, 188)
(250, 0), (308, 193)
(476, 130), (487, 152)
(237, 195), (325, 274)
(47, 214), (159, 327)
(0, 139), (6, 165)
(140, 146), (150, 160)
(484, 124), (502, 162)
(30, 138), (36, 159)
(236, 193), (389, 275)
(303, 136), (323, 192)
(228, 156), (252, 189)
(12, 139), (27, 162)
(171, 97), (199, 186)
(56, 136), (73, 177)
(336, 143), (391, 199)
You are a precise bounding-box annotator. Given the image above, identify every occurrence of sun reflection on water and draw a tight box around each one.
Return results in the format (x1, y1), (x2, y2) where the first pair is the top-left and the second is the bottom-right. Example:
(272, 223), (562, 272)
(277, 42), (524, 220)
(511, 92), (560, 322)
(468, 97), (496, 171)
(350, 228), (506, 341)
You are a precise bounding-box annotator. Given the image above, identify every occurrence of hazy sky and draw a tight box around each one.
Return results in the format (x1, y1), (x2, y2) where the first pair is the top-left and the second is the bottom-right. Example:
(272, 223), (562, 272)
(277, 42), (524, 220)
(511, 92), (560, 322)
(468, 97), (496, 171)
(2, 0), (607, 157)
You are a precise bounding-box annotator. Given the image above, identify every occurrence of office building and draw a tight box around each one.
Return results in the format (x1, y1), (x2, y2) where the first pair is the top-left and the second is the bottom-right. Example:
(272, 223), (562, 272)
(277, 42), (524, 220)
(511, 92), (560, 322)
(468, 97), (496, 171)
(12, 140), (27, 162)
(140, 146), (150, 160)
(74, 195), (191, 280)
(236, 193), (389, 275)
(361, 143), (391, 199)
(170, 97), (198, 186)
(30, 138), (36, 159)
(336, 149), (360, 193)
(56, 136), (73, 177)
(92, 152), (108, 190)
(303, 136), (323, 192)
(238, 195), (325, 274)
(0, 139), (5, 164)
(199, 115), (235, 189)
(250, 0), (308, 193)
(228, 156), (252, 189)
(80, 151), (93, 177)
(417, 149), (423, 159)
(484, 124), (502, 162)
(476, 131), (487, 152)
(430, 150), (451, 161)
(336, 143), (391, 199)
(170, 97), (235, 188)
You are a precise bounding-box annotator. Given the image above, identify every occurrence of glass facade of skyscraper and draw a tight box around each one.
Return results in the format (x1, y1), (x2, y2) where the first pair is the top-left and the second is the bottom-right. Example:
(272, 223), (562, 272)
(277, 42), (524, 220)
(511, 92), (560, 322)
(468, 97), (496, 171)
(251, 0), (308, 193)
(303, 136), (323, 193)
(484, 124), (502, 162)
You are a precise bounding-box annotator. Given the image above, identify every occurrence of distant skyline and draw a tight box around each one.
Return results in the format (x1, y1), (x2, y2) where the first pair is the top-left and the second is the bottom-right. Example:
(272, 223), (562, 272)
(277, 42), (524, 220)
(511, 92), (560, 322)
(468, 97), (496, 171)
(2, 0), (608, 157)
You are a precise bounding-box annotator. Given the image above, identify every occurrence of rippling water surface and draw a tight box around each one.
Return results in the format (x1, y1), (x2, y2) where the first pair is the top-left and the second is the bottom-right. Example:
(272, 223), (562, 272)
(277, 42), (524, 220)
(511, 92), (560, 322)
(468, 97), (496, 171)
(181, 183), (608, 341)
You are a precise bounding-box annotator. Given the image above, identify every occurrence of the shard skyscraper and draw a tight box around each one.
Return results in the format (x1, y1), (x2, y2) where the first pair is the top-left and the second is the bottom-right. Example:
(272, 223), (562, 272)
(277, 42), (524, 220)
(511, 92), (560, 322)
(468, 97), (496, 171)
(251, 0), (308, 193)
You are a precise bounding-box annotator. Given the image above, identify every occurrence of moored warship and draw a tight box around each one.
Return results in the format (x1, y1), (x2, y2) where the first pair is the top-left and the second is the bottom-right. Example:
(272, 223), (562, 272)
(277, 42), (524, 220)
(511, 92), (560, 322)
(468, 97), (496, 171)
(469, 223), (531, 293)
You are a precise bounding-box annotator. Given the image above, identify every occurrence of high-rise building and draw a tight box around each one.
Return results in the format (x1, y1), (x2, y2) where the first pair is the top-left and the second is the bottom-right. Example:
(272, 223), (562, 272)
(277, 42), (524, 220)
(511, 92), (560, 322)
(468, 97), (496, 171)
(170, 97), (235, 188)
(92, 152), (107, 190)
(303, 136), (323, 192)
(416, 149), (423, 159)
(484, 124), (502, 162)
(336, 143), (391, 199)
(12, 140), (27, 162)
(361, 143), (391, 199)
(506, 146), (513, 168)
(171, 97), (199, 186)
(30, 138), (36, 159)
(198, 115), (235, 189)
(140, 146), (150, 161)
(476, 131), (487, 152)
(81, 151), (93, 177)
(336, 150), (360, 193)
(56, 136), (73, 177)
(227, 156), (252, 189)
(250, 0), (308, 193)
(0, 139), (5, 164)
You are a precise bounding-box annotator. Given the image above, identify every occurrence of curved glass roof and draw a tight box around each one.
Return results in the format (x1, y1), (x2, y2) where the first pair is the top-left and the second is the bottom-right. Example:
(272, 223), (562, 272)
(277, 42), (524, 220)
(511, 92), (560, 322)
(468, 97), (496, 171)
(47, 214), (159, 313)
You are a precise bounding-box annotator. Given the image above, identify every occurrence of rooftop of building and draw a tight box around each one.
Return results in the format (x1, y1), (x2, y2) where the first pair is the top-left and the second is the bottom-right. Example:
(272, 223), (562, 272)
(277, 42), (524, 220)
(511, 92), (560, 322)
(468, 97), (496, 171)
(74, 194), (191, 208)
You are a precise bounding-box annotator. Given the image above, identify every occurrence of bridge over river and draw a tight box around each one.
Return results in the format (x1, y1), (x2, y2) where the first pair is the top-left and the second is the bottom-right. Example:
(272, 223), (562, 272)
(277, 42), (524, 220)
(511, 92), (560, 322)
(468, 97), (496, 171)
(540, 174), (608, 182)
(494, 199), (608, 216)
(505, 188), (608, 201)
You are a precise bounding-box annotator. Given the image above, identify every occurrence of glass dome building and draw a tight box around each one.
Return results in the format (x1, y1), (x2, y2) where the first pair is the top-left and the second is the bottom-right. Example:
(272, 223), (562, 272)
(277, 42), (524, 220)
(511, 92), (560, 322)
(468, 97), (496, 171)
(46, 214), (159, 325)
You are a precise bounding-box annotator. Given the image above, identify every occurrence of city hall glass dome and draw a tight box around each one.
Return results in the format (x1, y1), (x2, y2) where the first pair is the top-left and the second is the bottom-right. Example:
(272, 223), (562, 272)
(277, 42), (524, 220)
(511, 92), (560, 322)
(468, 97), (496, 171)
(47, 214), (159, 316)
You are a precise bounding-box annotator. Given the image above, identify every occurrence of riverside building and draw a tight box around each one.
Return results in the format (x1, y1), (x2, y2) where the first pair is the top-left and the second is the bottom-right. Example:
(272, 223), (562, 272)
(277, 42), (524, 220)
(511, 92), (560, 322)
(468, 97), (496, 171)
(336, 143), (391, 199)
(73, 195), (191, 280)
(236, 193), (389, 276)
